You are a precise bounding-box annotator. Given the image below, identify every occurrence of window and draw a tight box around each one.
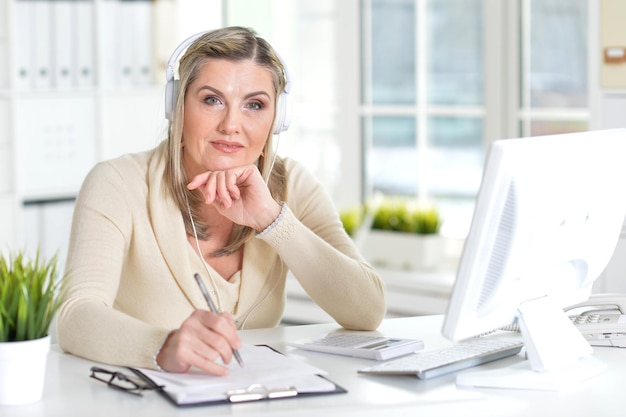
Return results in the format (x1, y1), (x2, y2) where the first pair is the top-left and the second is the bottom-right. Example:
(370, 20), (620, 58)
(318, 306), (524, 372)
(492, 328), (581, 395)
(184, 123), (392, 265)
(223, 0), (590, 237)
(360, 0), (589, 237)
(521, 0), (589, 136)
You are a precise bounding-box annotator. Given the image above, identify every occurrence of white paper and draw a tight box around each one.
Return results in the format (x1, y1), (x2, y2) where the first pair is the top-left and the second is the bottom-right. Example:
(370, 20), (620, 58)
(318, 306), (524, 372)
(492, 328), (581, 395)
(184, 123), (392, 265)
(137, 345), (335, 405)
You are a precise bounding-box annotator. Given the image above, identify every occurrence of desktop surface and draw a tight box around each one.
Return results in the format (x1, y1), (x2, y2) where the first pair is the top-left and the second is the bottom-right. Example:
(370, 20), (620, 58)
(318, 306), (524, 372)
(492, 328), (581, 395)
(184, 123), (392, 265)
(3, 315), (625, 417)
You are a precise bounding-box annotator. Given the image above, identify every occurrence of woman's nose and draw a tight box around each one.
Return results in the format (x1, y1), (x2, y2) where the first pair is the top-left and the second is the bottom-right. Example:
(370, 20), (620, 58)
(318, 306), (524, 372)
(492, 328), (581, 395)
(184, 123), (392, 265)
(218, 106), (241, 134)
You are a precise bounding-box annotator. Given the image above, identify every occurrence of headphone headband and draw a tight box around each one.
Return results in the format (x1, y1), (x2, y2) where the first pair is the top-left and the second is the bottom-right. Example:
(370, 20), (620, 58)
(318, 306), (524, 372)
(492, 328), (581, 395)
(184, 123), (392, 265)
(164, 30), (292, 135)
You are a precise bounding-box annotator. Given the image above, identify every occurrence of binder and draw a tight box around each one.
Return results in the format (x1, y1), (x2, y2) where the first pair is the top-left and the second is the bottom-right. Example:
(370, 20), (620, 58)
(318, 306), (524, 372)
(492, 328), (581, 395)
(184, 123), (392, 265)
(14, 0), (34, 90)
(117, 0), (135, 86)
(32, 0), (53, 90)
(51, 0), (74, 89)
(98, 0), (117, 88)
(128, 345), (346, 407)
(130, 0), (153, 85)
(74, 0), (95, 88)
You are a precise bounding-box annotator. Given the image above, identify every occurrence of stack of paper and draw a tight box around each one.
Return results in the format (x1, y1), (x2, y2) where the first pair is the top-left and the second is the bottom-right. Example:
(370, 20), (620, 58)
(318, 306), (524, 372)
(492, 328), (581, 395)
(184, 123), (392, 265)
(135, 345), (341, 406)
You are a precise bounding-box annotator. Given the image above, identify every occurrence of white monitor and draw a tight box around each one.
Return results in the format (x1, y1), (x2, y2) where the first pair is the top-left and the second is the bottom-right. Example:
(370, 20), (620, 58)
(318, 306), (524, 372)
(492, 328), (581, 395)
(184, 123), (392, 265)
(442, 129), (626, 390)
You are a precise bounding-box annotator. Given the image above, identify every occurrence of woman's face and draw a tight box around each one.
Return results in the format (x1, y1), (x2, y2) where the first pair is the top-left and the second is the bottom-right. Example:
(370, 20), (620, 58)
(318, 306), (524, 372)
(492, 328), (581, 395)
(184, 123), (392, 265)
(182, 58), (276, 178)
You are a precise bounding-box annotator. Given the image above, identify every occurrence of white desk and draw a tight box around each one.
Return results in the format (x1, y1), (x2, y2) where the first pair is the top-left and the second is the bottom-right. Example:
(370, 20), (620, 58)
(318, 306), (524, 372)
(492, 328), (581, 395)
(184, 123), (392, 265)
(3, 315), (626, 417)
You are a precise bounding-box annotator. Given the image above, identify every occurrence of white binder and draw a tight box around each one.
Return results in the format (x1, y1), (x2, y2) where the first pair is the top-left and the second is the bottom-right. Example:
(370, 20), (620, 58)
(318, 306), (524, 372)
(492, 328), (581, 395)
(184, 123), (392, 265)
(75, 0), (95, 88)
(117, 0), (135, 86)
(14, 0), (34, 91)
(32, 0), (53, 90)
(131, 0), (153, 86)
(98, 0), (118, 88)
(51, 0), (74, 89)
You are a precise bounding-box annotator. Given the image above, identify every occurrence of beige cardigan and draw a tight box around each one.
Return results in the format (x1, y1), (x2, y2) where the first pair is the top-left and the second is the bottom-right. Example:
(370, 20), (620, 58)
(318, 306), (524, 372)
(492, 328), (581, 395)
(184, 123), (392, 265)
(57, 141), (386, 369)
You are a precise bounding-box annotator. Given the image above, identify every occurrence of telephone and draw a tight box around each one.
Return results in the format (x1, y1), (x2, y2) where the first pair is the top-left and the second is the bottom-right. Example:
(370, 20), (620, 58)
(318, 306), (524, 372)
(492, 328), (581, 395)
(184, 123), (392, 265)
(565, 293), (626, 348)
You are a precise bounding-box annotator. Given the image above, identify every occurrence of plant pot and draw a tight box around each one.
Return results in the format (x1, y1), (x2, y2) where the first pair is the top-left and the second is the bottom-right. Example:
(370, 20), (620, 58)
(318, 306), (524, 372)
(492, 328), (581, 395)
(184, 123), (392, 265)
(362, 230), (446, 270)
(0, 336), (51, 405)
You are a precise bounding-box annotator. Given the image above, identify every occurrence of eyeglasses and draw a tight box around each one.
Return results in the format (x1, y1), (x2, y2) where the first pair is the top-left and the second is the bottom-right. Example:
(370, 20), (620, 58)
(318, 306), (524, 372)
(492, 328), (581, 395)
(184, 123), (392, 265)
(90, 367), (163, 397)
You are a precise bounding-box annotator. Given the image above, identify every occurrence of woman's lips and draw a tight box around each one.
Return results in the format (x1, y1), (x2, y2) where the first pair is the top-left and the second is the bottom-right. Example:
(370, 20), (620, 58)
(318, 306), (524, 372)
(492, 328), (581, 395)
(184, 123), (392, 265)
(211, 141), (244, 153)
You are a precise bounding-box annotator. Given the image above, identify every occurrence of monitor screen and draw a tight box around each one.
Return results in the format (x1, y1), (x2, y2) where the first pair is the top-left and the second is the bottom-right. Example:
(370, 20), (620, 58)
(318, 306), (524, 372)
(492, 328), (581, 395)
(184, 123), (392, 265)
(441, 129), (626, 390)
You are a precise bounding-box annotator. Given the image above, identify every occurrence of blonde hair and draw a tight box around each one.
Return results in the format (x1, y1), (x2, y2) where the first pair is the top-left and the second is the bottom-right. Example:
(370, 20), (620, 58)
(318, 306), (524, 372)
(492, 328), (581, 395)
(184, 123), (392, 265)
(163, 26), (288, 256)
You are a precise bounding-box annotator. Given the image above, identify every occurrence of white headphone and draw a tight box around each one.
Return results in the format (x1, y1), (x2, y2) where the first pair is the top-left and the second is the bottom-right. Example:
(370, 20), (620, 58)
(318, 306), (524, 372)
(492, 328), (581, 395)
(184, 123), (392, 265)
(164, 30), (292, 136)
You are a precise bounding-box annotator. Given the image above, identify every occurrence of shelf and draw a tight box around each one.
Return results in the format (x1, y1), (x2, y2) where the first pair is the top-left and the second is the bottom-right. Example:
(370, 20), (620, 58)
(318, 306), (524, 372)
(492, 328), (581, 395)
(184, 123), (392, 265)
(0, 0), (180, 260)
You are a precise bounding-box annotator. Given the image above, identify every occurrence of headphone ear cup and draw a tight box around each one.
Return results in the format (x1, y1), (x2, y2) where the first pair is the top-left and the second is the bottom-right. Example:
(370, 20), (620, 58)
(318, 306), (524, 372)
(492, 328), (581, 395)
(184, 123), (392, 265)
(272, 91), (291, 135)
(164, 31), (205, 121)
(165, 79), (178, 122)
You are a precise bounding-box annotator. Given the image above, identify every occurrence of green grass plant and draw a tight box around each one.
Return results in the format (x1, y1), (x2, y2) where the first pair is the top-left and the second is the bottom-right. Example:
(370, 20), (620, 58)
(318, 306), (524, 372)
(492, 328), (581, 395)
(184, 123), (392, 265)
(0, 250), (66, 342)
(339, 197), (442, 236)
(371, 198), (441, 235)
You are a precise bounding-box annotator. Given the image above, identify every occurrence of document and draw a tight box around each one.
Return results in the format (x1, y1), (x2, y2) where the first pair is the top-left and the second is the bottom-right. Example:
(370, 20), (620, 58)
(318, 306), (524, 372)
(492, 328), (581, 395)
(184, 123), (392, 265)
(132, 345), (344, 406)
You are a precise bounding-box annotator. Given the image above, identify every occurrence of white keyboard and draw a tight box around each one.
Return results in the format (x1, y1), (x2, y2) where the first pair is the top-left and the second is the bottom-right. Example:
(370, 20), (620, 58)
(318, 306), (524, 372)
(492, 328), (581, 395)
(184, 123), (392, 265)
(358, 336), (524, 380)
(288, 333), (424, 361)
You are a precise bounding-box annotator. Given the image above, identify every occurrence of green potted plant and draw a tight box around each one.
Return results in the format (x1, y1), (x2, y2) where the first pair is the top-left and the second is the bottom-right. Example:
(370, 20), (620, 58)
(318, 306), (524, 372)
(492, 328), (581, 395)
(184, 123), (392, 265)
(341, 197), (445, 270)
(0, 250), (67, 405)
(339, 204), (366, 238)
(371, 198), (441, 235)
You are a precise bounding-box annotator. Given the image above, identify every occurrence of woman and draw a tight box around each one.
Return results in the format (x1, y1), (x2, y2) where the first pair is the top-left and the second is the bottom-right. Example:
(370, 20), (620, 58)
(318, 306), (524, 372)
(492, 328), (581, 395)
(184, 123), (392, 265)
(57, 26), (386, 376)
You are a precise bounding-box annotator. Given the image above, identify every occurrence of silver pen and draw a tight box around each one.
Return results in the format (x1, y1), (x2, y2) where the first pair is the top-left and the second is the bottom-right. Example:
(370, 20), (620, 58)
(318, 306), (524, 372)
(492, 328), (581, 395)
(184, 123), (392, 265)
(193, 273), (244, 367)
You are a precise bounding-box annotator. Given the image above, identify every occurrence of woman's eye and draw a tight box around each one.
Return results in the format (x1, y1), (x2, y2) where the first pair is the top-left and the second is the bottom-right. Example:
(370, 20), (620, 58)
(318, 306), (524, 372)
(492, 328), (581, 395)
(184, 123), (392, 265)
(204, 96), (221, 105)
(247, 102), (263, 110)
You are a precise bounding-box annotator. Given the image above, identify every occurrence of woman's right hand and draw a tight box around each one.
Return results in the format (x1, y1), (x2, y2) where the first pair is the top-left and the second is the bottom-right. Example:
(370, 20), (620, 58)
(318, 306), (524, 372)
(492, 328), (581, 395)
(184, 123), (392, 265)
(155, 309), (242, 375)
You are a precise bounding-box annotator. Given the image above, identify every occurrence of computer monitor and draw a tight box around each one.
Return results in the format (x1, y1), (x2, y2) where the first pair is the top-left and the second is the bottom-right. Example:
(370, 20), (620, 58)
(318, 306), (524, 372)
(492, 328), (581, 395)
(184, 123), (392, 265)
(441, 129), (626, 390)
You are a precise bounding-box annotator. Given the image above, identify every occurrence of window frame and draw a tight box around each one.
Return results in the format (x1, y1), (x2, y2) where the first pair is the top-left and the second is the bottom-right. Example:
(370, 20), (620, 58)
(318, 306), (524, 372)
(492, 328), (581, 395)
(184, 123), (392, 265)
(352, 0), (590, 237)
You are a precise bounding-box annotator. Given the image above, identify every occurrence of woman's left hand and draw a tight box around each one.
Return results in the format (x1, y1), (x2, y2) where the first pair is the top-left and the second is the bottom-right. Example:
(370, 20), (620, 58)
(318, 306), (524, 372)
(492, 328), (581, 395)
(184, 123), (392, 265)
(187, 165), (281, 232)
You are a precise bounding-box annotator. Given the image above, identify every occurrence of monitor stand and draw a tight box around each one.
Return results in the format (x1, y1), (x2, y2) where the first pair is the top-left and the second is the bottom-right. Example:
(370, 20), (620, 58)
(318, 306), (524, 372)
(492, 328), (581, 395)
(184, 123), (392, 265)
(456, 296), (607, 391)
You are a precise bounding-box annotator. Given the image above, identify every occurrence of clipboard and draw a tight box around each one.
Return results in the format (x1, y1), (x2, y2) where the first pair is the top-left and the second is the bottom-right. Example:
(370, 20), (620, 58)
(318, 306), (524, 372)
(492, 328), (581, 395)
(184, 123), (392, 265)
(128, 345), (346, 407)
